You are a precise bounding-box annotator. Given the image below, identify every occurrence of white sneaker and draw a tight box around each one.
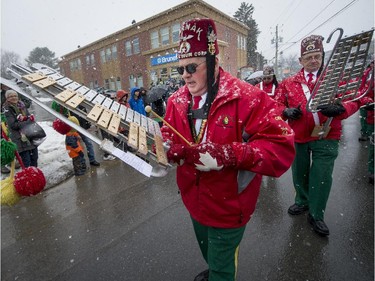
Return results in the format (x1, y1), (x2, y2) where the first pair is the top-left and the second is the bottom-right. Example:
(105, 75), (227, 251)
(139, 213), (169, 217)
(103, 155), (116, 161)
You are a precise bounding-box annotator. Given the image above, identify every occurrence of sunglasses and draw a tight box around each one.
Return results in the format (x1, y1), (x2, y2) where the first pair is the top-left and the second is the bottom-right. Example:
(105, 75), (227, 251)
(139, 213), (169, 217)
(176, 61), (206, 75)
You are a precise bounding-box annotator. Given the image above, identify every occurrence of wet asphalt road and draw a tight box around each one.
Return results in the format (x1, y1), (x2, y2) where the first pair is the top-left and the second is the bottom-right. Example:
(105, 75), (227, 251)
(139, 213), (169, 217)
(1, 112), (373, 281)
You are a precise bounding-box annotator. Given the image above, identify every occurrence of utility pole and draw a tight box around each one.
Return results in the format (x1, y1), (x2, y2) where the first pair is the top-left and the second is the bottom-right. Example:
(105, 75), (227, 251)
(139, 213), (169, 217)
(271, 25), (283, 79)
(275, 25), (279, 78)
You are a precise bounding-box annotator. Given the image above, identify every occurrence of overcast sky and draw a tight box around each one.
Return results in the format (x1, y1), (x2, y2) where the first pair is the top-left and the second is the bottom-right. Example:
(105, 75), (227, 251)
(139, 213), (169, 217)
(1, 0), (374, 64)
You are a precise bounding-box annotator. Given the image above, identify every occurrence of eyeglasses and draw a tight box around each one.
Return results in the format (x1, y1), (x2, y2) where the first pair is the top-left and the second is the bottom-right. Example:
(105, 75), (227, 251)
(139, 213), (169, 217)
(302, 54), (323, 61)
(263, 76), (273, 80)
(7, 95), (18, 98)
(176, 61), (206, 75)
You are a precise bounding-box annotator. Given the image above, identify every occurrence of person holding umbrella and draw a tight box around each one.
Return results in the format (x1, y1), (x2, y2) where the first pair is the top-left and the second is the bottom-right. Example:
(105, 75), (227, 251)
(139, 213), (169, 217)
(146, 86), (168, 127)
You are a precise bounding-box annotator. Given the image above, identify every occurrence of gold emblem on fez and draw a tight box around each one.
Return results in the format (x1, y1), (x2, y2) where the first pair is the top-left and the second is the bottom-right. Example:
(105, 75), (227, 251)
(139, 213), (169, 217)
(223, 116), (229, 125)
(180, 41), (191, 54)
(207, 31), (217, 55)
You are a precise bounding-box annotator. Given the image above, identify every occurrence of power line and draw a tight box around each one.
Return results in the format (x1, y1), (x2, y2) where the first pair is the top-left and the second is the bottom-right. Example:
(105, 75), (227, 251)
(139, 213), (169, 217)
(287, 0), (337, 43)
(279, 0), (358, 55)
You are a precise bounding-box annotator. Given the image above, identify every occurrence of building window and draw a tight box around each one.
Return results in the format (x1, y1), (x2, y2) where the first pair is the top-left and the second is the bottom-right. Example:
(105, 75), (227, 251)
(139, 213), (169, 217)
(160, 27), (169, 46)
(151, 30), (159, 49)
(129, 75), (135, 89)
(105, 48), (112, 61)
(109, 78), (116, 90)
(91, 54), (95, 65)
(137, 74), (143, 88)
(171, 23), (180, 43)
(104, 79), (110, 89)
(116, 77), (121, 90)
(100, 50), (106, 63)
(133, 38), (140, 54)
(125, 41), (132, 56)
(86, 54), (95, 66)
(69, 58), (81, 71)
(112, 45), (117, 60)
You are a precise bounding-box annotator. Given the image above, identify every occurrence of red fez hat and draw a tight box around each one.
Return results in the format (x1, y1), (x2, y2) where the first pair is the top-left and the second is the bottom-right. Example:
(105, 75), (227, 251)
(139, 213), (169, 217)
(178, 18), (219, 59)
(301, 35), (324, 57)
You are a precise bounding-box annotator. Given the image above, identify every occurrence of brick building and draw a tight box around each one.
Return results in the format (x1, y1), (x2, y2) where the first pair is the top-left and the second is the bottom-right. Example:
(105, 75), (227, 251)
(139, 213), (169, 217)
(58, 0), (249, 92)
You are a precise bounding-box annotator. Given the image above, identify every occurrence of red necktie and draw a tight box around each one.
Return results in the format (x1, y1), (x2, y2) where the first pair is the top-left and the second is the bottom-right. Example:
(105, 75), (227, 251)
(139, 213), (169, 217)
(192, 96), (201, 125)
(307, 73), (314, 90)
(192, 96), (201, 110)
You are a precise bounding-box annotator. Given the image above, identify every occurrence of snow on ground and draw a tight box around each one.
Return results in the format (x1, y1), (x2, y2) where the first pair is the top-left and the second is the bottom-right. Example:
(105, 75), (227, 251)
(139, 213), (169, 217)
(1, 121), (74, 189)
(37, 121), (73, 189)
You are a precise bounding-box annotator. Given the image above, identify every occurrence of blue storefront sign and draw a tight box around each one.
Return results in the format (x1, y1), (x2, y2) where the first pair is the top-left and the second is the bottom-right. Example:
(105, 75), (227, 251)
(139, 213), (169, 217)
(151, 53), (178, 66)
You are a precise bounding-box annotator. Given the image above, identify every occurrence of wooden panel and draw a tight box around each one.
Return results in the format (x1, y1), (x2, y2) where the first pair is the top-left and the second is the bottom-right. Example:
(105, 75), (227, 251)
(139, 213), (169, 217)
(65, 94), (85, 108)
(55, 89), (76, 102)
(127, 122), (139, 150)
(154, 135), (168, 166)
(23, 72), (45, 82)
(138, 126), (148, 155)
(33, 77), (56, 88)
(108, 114), (121, 135)
(87, 103), (104, 122)
(97, 108), (113, 129)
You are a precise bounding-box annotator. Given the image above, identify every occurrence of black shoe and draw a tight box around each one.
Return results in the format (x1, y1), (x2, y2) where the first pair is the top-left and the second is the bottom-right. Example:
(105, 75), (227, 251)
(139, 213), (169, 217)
(358, 135), (369, 141)
(307, 213), (329, 236)
(90, 160), (100, 166)
(194, 269), (209, 281)
(1, 166), (10, 174)
(288, 204), (309, 215)
(75, 171), (86, 176)
(369, 174), (374, 185)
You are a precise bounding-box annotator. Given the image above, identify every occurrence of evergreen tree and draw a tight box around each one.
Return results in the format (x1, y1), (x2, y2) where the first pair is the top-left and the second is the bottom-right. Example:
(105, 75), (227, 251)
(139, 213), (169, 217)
(1, 50), (21, 79)
(26, 47), (58, 69)
(234, 2), (264, 69)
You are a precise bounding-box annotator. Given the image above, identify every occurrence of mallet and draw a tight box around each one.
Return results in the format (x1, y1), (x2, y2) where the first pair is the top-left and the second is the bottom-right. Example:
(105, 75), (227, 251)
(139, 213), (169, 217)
(145, 105), (192, 146)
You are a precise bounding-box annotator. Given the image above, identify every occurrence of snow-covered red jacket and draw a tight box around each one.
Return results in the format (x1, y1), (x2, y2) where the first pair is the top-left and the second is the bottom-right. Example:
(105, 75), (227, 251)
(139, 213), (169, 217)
(274, 69), (360, 143)
(161, 68), (295, 228)
(255, 81), (277, 98)
(359, 65), (374, 124)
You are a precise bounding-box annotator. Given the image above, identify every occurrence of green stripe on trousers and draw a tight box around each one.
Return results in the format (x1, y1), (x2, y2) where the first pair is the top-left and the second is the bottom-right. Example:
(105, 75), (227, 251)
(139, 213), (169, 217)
(191, 217), (246, 281)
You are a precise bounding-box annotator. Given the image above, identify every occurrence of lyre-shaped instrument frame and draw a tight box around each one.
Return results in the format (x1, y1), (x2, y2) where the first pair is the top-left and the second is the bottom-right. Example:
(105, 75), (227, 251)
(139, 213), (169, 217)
(306, 28), (374, 113)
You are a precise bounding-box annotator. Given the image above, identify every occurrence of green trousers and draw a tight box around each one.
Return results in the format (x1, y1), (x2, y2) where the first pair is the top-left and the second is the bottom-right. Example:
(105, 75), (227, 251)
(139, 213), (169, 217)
(292, 140), (339, 220)
(369, 128), (374, 174)
(359, 108), (370, 137)
(191, 218), (246, 281)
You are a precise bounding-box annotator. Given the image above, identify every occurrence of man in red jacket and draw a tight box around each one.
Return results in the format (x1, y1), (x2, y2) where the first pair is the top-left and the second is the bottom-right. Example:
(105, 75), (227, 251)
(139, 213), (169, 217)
(161, 18), (295, 281)
(274, 35), (362, 237)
